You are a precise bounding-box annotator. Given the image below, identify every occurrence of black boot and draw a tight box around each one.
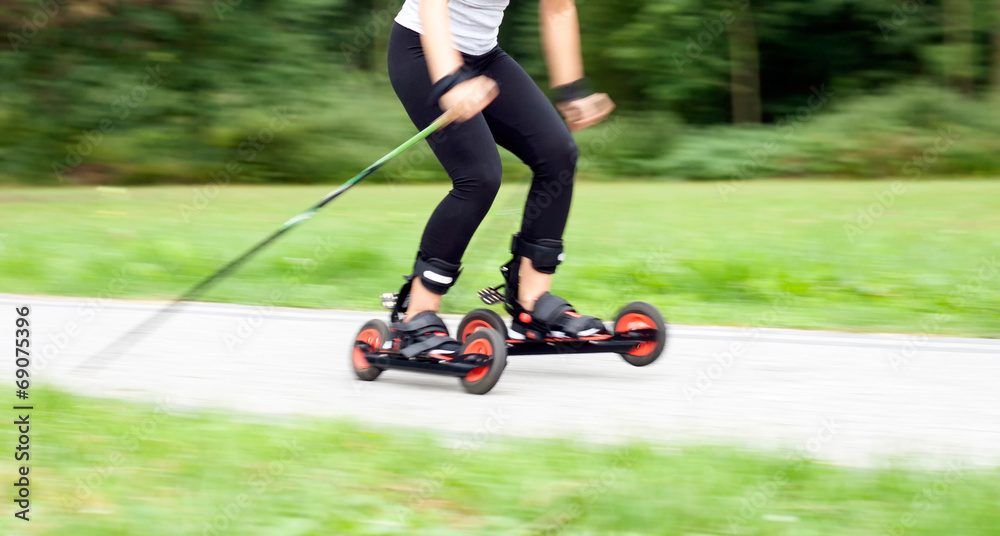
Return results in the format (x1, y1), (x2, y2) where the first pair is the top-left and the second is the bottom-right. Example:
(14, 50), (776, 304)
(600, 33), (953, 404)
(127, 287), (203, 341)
(500, 234), (605, 340)
(392, 311), (462, 358)
(509, 292), (605, 340)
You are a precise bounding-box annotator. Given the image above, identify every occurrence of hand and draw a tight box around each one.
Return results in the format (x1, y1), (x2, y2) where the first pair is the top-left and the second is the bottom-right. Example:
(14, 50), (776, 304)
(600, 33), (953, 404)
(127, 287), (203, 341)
(557, 93), (616, 131)
(439, 75), (500, 123)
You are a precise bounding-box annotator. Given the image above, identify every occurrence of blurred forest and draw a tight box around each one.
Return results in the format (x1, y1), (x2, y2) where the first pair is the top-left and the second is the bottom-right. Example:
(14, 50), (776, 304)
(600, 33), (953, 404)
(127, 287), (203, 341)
(2, 0), (1000, 185)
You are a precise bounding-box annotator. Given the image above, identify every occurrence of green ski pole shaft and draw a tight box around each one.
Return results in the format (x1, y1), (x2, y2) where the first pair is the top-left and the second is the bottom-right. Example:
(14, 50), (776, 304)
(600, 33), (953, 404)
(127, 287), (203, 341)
(78, 110), (459, 372)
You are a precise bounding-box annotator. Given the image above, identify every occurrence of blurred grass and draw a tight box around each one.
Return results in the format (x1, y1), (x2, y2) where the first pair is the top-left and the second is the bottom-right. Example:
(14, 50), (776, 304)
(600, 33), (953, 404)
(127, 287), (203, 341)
(1, 179), (998, 336)
(0, 388), (998, 535)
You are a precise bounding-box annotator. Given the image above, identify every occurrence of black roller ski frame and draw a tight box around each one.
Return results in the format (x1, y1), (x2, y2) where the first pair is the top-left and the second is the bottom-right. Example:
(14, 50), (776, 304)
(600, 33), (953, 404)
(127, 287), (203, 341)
(352, 280), (508, 395)
(458, 263), (668, 367)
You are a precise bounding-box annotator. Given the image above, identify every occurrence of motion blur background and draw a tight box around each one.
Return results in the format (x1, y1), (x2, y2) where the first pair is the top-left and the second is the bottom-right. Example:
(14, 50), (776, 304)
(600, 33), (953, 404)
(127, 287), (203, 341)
(2, 1), (1000, 535)
(3, 0), (1000, 184)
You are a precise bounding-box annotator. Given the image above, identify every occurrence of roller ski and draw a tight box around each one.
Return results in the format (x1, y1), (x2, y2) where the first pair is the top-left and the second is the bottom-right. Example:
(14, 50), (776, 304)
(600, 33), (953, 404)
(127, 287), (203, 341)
(456, 234), (667, 366)
(351, 256), (507, 395)
(355, 235), (666, 395)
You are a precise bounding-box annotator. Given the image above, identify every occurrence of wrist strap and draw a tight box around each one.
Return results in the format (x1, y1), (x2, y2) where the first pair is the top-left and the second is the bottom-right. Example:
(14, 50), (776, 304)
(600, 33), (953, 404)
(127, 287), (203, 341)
(428, 65), (476, 108)
(553, 78), (594, 104)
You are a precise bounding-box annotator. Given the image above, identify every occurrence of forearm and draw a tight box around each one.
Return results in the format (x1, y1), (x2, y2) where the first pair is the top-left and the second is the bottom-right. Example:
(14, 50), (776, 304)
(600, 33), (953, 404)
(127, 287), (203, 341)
(419, 0), (464, 82)
(539, 0), (584, 88)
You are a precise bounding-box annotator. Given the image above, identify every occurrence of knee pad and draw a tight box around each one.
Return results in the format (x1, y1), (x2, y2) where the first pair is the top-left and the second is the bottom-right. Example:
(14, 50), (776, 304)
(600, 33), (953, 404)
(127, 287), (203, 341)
(511, 233), (564, 275)
(412, 252), (462, 295)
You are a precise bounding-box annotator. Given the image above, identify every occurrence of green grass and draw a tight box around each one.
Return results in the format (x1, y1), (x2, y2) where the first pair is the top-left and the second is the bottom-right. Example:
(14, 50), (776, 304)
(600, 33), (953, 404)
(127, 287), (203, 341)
(1, 388), (998, 535)
(1, 179), (998, 336)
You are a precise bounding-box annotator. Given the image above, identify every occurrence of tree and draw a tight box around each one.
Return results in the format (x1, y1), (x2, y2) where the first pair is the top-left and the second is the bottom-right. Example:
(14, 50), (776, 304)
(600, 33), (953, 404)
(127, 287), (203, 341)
(994, 0), (1000, 97)
(729, 3), (761, 123)
(942, 0), (976, 92)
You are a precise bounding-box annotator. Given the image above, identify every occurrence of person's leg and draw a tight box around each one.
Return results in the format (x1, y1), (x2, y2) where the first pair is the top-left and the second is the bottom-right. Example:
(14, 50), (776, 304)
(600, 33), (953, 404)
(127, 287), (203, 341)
(388, 24), (503, 320)
(516, 257), (550, 311)
(472, 49), (604, 338)
(477, 50), (579, 311)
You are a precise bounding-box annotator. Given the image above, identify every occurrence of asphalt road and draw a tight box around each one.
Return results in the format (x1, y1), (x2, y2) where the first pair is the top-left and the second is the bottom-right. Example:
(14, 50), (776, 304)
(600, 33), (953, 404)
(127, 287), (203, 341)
(3, 293), (998, 467)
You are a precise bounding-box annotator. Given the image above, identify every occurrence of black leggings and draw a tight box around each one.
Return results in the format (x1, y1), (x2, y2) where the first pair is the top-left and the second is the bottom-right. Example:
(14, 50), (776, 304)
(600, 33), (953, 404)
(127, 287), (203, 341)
(387, 23), (578, 268)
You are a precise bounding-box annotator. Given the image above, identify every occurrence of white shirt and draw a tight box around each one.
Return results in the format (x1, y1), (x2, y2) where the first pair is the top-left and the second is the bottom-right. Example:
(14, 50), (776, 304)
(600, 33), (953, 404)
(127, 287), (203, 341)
(395, 0), (510, 56)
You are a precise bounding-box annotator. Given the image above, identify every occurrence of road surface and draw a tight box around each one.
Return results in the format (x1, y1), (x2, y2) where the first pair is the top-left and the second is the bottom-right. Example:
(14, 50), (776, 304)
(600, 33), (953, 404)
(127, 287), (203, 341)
(3, 293), (998, 467)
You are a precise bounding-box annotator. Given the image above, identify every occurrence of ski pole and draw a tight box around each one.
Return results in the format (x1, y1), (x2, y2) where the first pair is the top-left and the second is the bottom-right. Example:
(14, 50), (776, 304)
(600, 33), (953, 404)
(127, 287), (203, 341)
(77, 108), (460, 372)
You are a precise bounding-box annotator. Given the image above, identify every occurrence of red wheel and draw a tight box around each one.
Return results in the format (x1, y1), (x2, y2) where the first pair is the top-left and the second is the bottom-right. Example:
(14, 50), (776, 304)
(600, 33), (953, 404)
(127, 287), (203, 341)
(458, 329), (507, 395)
(350, 320), (389, 381)
(613, 302), (667, 367)
(457, 309), (508, 342)
(463, 337), (492, 383)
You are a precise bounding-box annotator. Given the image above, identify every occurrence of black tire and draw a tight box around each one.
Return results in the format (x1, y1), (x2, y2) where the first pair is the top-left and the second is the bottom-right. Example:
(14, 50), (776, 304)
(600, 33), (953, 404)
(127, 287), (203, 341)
(456, 308), (509, 342)
(350, 319), (390, 381)
(613, 302), (667, 367)
(458, 329), (507, 395)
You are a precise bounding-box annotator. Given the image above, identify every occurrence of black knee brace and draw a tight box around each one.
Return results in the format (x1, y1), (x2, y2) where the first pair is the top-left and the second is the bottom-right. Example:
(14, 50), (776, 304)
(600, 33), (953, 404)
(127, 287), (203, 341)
(412, 252), (462, 295)
(511, 233), (564, 275)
